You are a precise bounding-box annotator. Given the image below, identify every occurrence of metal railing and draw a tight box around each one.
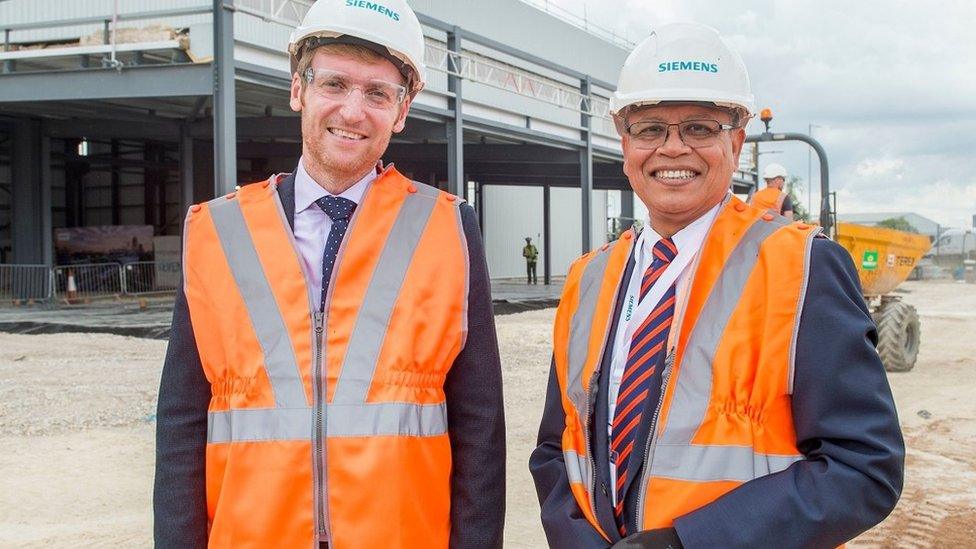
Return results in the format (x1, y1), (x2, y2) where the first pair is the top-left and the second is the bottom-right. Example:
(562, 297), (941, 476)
(0, 264), (53, 303)
(52, 263), (125, 301)
(123, 261), (181, 296)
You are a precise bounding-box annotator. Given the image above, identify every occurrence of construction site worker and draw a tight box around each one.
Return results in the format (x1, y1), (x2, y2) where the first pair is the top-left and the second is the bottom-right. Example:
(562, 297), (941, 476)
(751, 162), (794, 220)
(530, 22), (903, 548)
(524, 236), (539, 284)
(153, 1), (505, 547)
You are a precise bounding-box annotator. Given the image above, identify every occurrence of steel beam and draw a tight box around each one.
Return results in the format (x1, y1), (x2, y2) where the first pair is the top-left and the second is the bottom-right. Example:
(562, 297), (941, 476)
(446, 28), (464, 197)
(0, 64), (213, 103)
(580, 76), (593, 252)
(213, 0), (238, 196)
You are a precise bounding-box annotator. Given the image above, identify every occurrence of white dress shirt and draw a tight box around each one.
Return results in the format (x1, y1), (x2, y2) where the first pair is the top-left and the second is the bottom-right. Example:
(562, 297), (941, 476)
(292, 157), (375, 310)
(606, 200), (722, 501)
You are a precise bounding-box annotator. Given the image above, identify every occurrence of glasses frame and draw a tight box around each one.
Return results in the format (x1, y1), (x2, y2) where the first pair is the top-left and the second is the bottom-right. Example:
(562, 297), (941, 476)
(303, 67), (408, 110)
(623, 119), (738, 150)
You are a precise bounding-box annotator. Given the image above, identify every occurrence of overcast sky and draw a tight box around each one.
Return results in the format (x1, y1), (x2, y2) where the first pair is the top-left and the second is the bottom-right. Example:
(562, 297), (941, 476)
(541, 0), (976, 229)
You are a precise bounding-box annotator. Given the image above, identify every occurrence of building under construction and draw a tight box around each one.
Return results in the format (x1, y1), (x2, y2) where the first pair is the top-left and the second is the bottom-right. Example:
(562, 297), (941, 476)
(0, 0), (754, 289)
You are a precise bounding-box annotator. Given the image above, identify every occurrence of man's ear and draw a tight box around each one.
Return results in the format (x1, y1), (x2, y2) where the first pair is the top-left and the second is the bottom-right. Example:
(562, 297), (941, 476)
(290, 72), (304, 112)
(392, 95), (413, 133)
(730, 127), (746, 164)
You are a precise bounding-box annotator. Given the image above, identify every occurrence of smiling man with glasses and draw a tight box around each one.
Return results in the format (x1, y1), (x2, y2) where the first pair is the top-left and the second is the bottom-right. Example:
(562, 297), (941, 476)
(532, 22), (903, 548)
(153, 1), (505, 547)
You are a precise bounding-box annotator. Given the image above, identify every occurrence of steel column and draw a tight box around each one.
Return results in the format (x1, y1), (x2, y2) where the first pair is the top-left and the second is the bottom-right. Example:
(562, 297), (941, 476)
(213, 0), (237, 196)
(40, 133), (52, 266)
(181, 123), (195, 217)
(580, 76), (593, 252)
(543, 183), (551, 285)
(446, 28), (464, 197)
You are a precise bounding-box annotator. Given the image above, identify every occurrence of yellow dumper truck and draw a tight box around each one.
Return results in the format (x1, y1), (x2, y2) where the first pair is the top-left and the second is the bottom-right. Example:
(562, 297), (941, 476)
(835, 223), (931, 371)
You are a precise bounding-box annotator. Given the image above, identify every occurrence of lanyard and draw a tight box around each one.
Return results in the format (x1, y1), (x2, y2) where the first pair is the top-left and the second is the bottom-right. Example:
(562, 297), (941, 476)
(615, 230), (695, 356)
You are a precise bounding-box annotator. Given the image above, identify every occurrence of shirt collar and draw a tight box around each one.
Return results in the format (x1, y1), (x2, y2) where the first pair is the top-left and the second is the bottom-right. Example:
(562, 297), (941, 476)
(294, 156), (376, 214)
(637, 197), (724, 260)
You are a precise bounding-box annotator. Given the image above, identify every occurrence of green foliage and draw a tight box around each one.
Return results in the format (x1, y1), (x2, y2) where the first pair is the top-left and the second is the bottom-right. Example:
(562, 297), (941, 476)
(785, 175), (810, 222)
(876, 216), (919, 233)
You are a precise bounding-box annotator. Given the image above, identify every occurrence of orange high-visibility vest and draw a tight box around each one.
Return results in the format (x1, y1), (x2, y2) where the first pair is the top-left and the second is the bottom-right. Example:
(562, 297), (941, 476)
(750, 186), (787, 214)
(553, 197), (820, 538)
(182, 167), (469, 548)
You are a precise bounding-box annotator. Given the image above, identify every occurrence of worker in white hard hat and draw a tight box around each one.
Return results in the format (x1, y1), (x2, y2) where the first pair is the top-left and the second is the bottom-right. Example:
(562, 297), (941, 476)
(531, 21), (903, 548)
(750, 162), (794, 220)
(154, 1), (505, 547)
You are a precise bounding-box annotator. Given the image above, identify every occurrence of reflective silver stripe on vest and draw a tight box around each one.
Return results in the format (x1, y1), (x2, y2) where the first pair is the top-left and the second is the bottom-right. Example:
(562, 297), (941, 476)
(563, 449), (590, 485)
(332, 182), (441, 405)
(650, 218), (803, 481)
(207, 402), (448, 443)
(651, 444), (801, 482)
(657, 218), (783, 446)
(566, 248), (612, 415)
(208, 197), (308, 409)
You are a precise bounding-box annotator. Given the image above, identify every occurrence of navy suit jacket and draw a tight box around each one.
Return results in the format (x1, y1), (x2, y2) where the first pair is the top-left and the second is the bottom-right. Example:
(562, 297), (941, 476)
(154, 172), (506, 548)
(530, 236), (905, 548)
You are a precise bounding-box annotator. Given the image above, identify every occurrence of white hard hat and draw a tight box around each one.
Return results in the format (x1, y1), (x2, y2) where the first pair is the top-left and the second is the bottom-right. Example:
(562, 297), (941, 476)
(763, 163), (788, 179)
(288, 0), (426, 93)
(610, 22), (755, 117)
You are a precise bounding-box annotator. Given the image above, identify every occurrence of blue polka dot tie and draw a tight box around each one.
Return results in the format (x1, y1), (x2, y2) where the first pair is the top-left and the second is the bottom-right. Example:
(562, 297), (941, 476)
(315, 195), (357, 312)
(611, 237), (678, 535)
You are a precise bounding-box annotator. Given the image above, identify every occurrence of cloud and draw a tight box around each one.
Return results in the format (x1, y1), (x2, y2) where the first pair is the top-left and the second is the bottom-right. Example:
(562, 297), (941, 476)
(546, 0), (976, 228)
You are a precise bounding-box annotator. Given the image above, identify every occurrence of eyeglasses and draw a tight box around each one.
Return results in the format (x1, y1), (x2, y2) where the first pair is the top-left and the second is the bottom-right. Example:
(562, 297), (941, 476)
(623, 119), (736, 150)
(303, 68), (407, 110)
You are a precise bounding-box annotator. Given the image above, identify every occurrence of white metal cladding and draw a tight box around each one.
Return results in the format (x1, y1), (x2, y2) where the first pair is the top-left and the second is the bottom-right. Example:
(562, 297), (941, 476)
(2, 0), (624, 143)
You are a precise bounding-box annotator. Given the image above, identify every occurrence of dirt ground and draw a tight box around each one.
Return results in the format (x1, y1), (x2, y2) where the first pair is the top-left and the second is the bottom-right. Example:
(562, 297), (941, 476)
(0, 280), (974, 548)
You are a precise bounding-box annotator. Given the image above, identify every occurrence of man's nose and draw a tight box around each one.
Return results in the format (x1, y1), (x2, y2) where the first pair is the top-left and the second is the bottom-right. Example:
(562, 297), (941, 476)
(337, 88), (368, 124)
(657, 125), (692, 156)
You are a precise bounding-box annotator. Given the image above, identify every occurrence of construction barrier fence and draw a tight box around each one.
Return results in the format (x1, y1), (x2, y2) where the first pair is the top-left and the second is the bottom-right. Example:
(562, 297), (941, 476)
(1, 261), (181, 306)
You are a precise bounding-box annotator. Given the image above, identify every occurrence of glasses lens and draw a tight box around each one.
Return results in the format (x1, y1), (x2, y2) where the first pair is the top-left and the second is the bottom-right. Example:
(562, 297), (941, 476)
(679, 120), (722, 145)
(626, 119), (725, 149)
(307, 69), (406, 109)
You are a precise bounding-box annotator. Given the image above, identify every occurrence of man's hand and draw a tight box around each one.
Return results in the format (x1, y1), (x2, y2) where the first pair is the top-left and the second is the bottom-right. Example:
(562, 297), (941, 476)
(611, 528), (683, 549)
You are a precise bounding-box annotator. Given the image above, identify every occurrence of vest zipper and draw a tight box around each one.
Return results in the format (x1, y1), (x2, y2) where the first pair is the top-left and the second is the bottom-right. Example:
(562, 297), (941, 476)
(313, 311), (331, 544)
(634, 348), (676, 531)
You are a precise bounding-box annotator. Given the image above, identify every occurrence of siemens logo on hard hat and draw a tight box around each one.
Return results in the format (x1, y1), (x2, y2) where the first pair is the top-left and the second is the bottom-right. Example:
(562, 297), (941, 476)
(658, 61), (719, 73)
(345, 0), (400, 21)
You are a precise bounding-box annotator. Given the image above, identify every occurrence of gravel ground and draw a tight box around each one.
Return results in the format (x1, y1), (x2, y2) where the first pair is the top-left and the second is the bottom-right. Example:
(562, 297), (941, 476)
(0, 280), (974, 547)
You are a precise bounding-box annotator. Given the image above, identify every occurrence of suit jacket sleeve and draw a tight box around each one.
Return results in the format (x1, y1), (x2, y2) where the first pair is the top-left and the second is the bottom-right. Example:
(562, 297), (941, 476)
(153, 282), (210, 549)
(445, 203), (507, 548)
(672, 238), (905, 548)
(530, 362), (612, 548)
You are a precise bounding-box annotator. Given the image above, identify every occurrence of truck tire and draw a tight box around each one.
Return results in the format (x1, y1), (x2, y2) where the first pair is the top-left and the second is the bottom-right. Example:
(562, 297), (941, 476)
(875, 300), (921, 372)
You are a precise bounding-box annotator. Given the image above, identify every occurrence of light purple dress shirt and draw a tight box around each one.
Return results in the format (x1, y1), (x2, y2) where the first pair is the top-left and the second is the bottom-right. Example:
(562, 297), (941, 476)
(292, 157), (375, 310)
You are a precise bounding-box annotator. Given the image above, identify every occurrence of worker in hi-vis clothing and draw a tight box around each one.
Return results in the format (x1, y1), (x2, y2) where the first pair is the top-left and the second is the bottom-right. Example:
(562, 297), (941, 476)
(530, 22), (903, 548)
(750, 162), (795, 220)
(153, 1), (505, 547)
(524, 236), (539, 284)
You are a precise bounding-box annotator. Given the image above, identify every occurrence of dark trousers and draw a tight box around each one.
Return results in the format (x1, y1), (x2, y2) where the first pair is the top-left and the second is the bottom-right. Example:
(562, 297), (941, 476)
(527, 261), (537, 284)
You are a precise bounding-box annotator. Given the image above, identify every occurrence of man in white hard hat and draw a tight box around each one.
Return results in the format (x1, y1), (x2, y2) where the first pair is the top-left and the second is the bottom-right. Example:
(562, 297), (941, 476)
(531, 22), (903, 548)
(750, 162), (794, 220)
(154, 1), (505, 547)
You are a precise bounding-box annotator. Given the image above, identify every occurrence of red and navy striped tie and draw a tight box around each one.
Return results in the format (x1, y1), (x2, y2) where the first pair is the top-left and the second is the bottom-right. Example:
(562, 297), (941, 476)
(611, 237), (678, 535)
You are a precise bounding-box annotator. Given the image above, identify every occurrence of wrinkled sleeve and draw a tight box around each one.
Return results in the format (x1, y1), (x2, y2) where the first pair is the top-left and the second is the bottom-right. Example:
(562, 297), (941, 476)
(153, 283), (210, 549)
(445, 203), (507, 548)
